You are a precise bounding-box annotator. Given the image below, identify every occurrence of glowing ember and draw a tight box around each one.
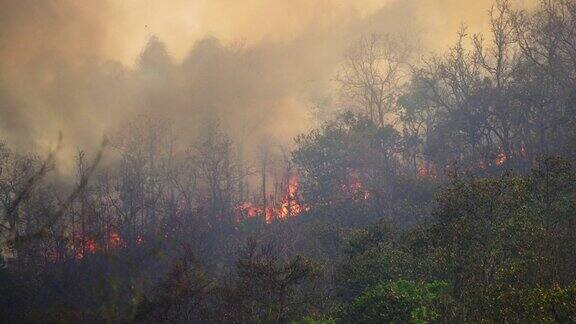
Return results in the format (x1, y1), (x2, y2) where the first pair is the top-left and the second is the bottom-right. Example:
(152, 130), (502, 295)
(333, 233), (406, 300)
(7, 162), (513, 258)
(343, 172), (371, 200)
(75, 238), (97, 260)
(235, 174), (308, 224)
(265, 206), (275, 224)
(85, 239), (97, 254)
(418, 163), (438, 179)
(495, 149), (507, 166)
(55, 231), (145, 263)
(418, 165), (427, 177)
(279, 175), (309, 219)
(109, 232), (123, 249)
(236, 202), (261, 218)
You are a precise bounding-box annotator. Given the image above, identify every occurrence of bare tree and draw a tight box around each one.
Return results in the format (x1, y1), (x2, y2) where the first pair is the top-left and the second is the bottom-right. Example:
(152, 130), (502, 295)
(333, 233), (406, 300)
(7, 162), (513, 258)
(337, 34), (409, 128)
(190, 119), (239, 226)
(111, 114), (175, 238)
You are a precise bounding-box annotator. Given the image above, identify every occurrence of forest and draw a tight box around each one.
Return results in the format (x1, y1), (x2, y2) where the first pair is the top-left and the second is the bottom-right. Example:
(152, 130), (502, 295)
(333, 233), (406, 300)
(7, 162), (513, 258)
(1, 0), (576, 323)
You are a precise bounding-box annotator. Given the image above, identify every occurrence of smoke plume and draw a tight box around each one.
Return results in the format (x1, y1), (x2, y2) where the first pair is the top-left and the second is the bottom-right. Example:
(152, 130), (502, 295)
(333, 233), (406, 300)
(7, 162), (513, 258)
(0, 0), (535, 167)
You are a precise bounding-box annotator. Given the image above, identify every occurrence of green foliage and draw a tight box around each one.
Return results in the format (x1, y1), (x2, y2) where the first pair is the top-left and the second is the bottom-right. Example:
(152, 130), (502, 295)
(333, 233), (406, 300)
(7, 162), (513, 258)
(335, 222), (417, 300)
(221, 239), (323, 323)
(338, 280), (450, 324)
(524, 283), (576, 323)
(292, 316), (337, 324)
(135, 249), (213, 322)
(327, 157), (576, 322)
(419, 157), (576, 321)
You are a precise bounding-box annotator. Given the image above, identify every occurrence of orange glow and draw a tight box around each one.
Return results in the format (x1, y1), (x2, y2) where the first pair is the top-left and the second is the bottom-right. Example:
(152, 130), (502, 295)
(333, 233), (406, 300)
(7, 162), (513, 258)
(236, 202), (262, 218)
(279, 175), (309, 219)
(75, 238), (97, 260)
(343, 172), (371, 200)
(109, 232), (123, 249)
(54, 232), (146, 262)
(418, 163), (438, 179)
(265, 206), (276, 224)
(495, 149), (507, 166)
(235, 174), (308, 224)
(85, 239), (97, 254)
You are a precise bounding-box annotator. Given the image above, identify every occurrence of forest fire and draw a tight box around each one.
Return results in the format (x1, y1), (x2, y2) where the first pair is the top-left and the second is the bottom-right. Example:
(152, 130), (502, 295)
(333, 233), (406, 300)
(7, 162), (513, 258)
(5, 0), (576, 321)
(418, 163), (438, 179)
(74, 238), (97, 260)
(236, 202), (261, 218)
(85, 239), (97, 254)
(415, 147), (513, 178)
(495, 149), (507, 166)
(342, 172), (371, 201)
(43, 232), (140, 262)
(236, 174), (308, 223)
(279, 175), (309, 218)
(108, 232), (123, 249)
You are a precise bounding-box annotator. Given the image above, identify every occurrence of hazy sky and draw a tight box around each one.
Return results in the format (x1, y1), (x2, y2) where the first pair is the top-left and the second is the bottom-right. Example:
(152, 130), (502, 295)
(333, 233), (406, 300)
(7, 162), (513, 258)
(0, 0), (536, 167)
(99, 0), (535, 64)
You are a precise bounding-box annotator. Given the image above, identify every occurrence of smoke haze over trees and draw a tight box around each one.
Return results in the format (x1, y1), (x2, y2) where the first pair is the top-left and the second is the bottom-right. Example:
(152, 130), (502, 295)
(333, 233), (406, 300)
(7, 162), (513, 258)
(0, 0), (535, 157)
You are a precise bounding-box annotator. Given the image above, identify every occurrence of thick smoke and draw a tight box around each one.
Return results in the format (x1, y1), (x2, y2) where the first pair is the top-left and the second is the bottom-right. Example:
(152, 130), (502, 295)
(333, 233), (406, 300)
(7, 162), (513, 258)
(0, 0), (535, 168)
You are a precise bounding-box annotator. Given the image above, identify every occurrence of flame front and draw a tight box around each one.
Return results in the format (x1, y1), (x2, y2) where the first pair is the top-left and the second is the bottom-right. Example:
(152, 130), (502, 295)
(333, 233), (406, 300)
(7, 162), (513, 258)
(236, 174), (308, 224)
(279, 175), (309, 219)
(495, 149), (507, 166)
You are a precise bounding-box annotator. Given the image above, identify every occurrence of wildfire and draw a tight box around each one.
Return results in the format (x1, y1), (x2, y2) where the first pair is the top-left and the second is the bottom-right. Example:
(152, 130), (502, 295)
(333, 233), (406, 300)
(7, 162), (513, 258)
(236, 174), (308, 224)
(85, 239), (97, 254)
(279, 174), (309, 218)
(48, 174), (309, 264)
(236, 202), (261, 218)
(495, 149), (507, 166)
(45, 231), (144, 262)
(108, 232), (123, 249)
(265, 206), (276, 224)
(417, 163), (438, 179)
(75, 238), (98, 260)
(343, 172), (371, 201)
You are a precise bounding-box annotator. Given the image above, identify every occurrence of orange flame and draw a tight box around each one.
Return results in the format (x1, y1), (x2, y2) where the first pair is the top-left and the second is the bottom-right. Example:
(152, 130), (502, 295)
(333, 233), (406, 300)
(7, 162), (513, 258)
(75, 238), (97, 260)
(85, 239), (97, 254)
(235, 174), (308, 224)
(495, 149), (507, 166)
(417, 163), (438, 179)
(279, 175), (309, 219)
(236, 202), (261, 218)
(108, 232), (123, 249)
(343, 172), (371, 200)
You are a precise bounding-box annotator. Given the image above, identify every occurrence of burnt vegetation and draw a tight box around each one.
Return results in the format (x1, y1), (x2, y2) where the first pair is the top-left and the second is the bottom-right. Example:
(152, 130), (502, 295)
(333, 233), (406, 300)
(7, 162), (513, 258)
(2, 1), (576, 323)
